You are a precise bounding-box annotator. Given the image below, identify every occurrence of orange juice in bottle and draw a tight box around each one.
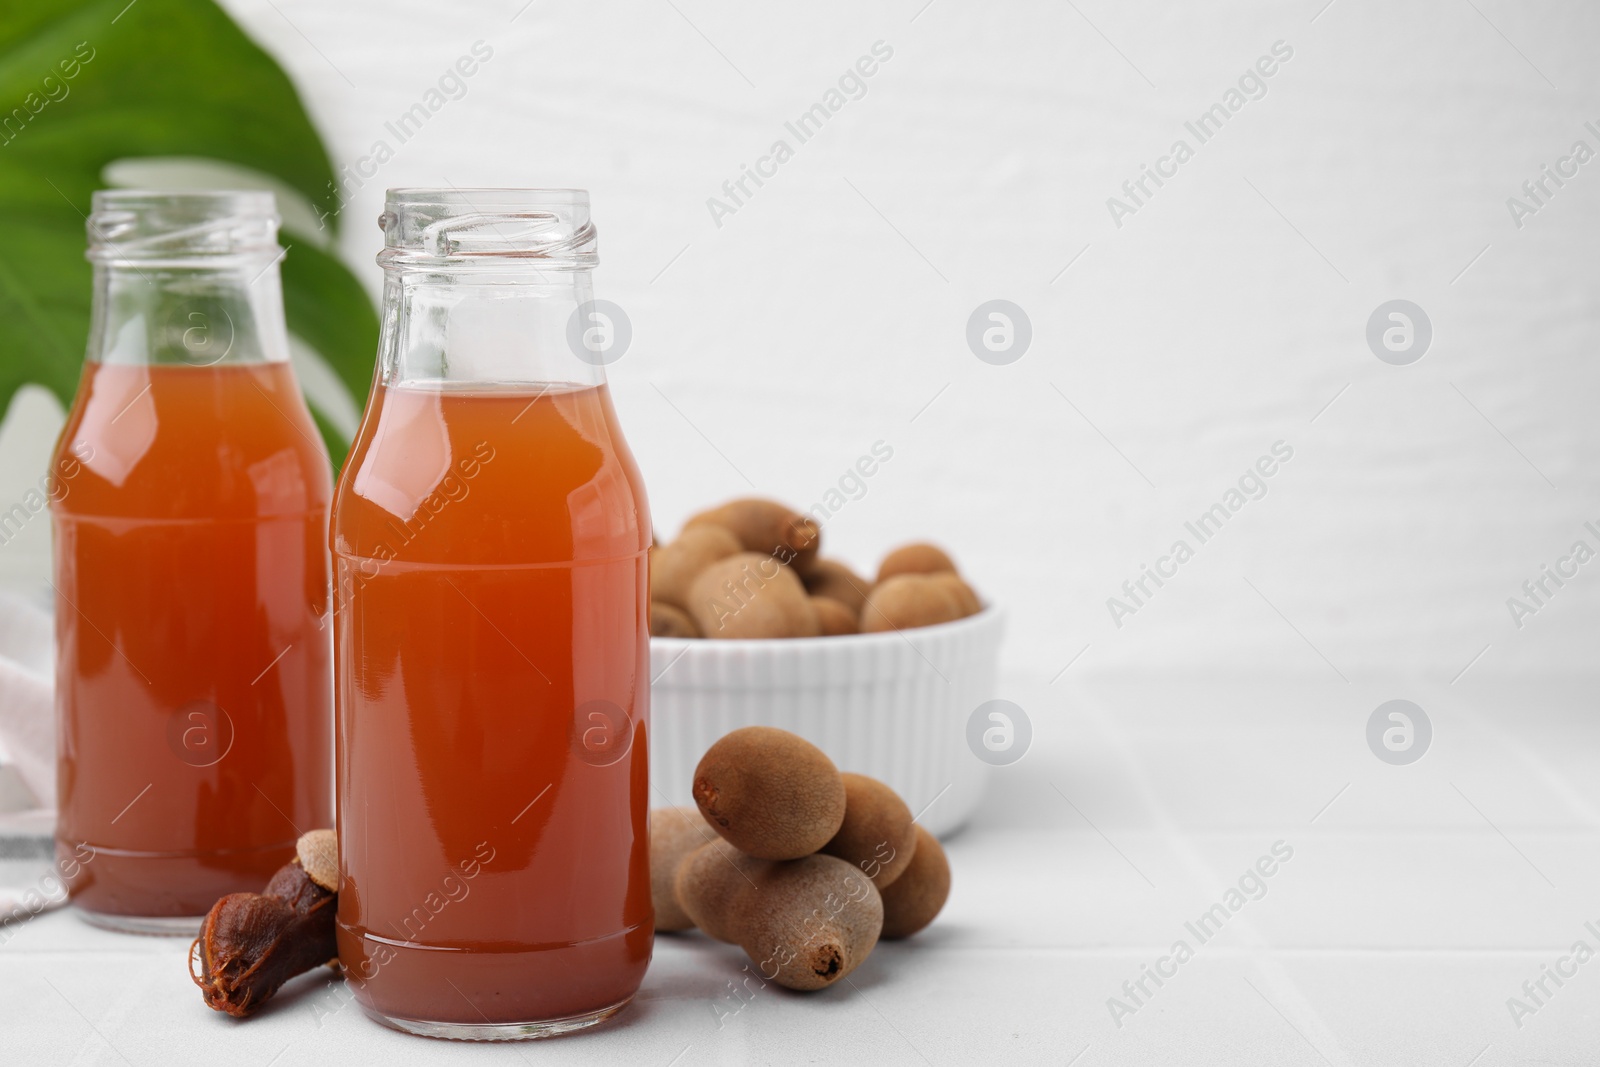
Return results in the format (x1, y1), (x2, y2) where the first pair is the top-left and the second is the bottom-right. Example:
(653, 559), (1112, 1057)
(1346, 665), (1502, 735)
(331, 189), (651, 1038)
(51, 191), (333, 931)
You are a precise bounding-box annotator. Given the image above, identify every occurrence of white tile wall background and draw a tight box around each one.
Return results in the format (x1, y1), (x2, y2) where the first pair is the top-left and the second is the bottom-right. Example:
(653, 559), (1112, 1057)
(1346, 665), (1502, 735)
(3, 0), (1597, 688)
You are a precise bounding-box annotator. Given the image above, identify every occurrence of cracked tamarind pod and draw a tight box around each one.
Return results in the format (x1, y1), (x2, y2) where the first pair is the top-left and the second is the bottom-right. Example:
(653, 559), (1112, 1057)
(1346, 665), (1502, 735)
(190, 829), (338, 1018)
(693, 726), (846, 859)
(677, 845), (883, 991)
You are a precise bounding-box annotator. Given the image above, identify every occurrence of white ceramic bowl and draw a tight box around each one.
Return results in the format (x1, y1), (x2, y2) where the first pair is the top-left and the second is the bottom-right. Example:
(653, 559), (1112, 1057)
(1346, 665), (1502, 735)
(647, 606), (1004, 838)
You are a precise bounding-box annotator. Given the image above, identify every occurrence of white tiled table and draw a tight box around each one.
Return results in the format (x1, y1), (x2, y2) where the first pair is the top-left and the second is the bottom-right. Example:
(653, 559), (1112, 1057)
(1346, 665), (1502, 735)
(3, 674), (1596, 1065)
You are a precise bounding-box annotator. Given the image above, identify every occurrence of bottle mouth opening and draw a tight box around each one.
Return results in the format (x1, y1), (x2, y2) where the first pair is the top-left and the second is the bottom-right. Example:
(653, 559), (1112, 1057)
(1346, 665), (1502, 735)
(87, 190), (282, 263)
(378, 188), (598, 270)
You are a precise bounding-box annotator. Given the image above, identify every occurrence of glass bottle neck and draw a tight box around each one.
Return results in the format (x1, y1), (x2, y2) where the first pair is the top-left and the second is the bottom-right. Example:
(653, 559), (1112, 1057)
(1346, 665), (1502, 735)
(378, 266), (607, 390)
(87, 259), (290, 368)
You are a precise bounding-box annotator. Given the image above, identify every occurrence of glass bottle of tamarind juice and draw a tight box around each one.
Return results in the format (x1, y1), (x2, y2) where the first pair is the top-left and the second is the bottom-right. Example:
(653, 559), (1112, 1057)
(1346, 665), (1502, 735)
(331, 189), (651, 1039)
(51, 191), (334, 932)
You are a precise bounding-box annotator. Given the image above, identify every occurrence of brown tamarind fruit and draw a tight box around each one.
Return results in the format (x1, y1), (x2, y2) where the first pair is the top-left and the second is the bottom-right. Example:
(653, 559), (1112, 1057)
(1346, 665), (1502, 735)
(876, 542), (957, 583)
(801, 558), (870, 613)
(811, 596), (859, 636)
(677, 848), (883, 991)
(651, 524), (741, 612)
(191, 830), (337, 1017)
(673, 837), (767, 943)
(650, 807), (717, 931)
(820, 774), (917, 887)
(879, 825), (950, 938)
(693, 726), (846, 859)
(685, 498), (821, 572)
(928, 572), (981, 617)
(860, 574), (966, 633)
(650, 601), (700, 638)
(687, 553), (820, 639)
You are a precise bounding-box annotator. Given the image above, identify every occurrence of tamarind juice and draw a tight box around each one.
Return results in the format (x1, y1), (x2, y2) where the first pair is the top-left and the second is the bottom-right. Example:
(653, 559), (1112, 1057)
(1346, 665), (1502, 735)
(331, 380), (651, 1036)
(52, 361), (333, 929)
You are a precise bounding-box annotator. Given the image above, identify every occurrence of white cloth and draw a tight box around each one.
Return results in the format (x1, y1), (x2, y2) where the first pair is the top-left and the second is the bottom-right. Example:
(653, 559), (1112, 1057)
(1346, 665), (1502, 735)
(0, 589), (62, 921)
(0, 589), (53, 810)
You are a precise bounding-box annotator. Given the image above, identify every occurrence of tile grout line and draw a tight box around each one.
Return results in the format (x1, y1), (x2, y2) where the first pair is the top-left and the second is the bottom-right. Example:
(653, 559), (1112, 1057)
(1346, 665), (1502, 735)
(1077, 688), (1358, 1067)
(1441, 686), (1600, 831)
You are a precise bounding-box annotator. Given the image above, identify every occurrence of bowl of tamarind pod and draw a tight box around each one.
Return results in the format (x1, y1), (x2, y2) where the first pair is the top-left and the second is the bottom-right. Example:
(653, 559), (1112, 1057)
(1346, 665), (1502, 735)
(649, 497), (1003, 837)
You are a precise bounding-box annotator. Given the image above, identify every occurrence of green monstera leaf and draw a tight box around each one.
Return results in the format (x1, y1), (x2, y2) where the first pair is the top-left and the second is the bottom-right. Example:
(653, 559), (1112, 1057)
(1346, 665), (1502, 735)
(0, 0), (375, 463)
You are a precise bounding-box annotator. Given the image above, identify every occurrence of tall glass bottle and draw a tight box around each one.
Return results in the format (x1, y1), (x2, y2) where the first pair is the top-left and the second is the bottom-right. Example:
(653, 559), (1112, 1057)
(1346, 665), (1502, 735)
(331, 189), (652, 1039)
(51, 191), (334, 932)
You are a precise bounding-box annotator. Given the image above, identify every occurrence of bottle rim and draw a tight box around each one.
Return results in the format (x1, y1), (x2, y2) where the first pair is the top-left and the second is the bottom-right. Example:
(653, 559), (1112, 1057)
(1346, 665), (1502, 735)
(86, 189), (282, 264)
(378, 187), (597, 271)
(385, 187), (590, 209)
